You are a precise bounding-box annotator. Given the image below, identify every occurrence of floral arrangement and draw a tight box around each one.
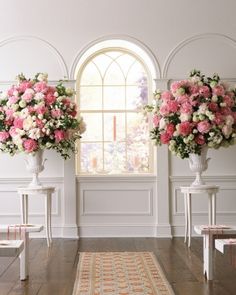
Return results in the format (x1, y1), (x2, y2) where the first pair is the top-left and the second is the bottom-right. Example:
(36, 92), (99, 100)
(144, 70), (236, 159)
(0, 73), (86, 159)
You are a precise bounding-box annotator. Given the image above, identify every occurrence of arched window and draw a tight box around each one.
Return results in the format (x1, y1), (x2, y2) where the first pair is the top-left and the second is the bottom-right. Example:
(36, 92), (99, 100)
(75, 39), (157, 174)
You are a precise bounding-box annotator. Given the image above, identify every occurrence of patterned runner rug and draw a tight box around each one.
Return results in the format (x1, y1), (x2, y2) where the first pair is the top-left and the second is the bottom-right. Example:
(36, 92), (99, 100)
(72, 252), (175, 295)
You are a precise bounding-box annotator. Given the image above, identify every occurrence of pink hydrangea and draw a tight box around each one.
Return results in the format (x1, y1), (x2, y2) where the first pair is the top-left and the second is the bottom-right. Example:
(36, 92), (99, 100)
(23, 139), (38, 152)
(54, 130), (66, 142)
(197, 121), (211, 134)
(13, 118), (24, 129)
(33, 81), (48, 93)
(180, 102), (192, 114)
(161, 91), (173, 101)
(160, 132), (171, 144)
(178, 121), (192, 136)
(0, 131), (9, 142)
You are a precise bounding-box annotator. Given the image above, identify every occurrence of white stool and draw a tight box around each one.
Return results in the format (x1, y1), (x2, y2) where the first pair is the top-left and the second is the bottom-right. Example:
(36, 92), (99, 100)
(0, 224), (43, 280)
(17, 187), (55, 247)
(180, 185), (219, 247)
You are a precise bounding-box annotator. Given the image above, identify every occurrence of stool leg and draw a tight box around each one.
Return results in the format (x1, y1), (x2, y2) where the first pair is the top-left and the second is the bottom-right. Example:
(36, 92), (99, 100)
(184, 193), (188, 244)
(20, 232), (29, 280)
(203, 234), (214, 280)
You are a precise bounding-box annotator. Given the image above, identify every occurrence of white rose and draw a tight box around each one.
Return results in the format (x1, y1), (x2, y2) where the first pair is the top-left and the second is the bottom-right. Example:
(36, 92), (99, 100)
(13, 90), (19, 97)
(0, 114), (4, 120)
(180, 113), (191, 122)
(226, 115), (234, 126)
(29, 128), (41, 139)
(0, 91), (8, 99)
(54, 92), (59, 97)
(212, 95), (218, 102)
(220, 102), (226, 107)
(37, 73), (48, 82)
(23, 116), (33, 130)
(46, 142), (52, 148)
(38, 114), (43, 120)
(159, 118), (166, 129)
(65, 88), (75, 96)
(12, 104), (19, 111)
(20, 108), (29, 118)
(19, 100), (27, 108)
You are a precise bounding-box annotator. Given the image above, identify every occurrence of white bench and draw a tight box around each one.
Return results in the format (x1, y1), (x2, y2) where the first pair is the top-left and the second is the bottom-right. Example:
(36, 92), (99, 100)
(194, 225), (236, 280)
(0, 224), (43, 280)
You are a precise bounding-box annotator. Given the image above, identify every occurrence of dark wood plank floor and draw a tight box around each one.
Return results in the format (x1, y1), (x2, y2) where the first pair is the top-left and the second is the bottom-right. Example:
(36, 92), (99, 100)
(1, 237), (236, 295)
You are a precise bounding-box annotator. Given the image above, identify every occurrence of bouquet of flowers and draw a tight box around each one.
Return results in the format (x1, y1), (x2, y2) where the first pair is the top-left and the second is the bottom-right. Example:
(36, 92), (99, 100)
(0, 73), (86, 159)
(145, 70), (236, 159)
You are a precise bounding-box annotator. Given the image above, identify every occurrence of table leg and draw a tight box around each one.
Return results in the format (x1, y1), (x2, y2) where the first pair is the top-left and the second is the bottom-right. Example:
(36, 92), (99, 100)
(48, 192), (52, 244)
(212, 193), (216, 225)
(45, 196), (50, 247)
(20, 232), (29, 280)
(187, 193), (192, 247)
(203, 233), (214, 280)
(208, 194), (212, 225)
(184, 193), (188, 244)
(20, 194), (28, 224)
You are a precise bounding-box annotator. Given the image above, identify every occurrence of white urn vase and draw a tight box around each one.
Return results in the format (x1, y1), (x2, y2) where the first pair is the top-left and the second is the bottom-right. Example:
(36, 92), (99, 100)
(188, 146), (210, 187)
(25, 149), (46, 188)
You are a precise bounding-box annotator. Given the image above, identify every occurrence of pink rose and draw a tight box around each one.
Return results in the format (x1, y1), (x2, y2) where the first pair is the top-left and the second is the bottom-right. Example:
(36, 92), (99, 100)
(213, 113), (224, 125)
(199, 85), (210, 98)
(0, 131), (9, 142)
(176, 94), (189, 104)
(36, 119), (44, 129)
(36, 106), (47, 115)
(153, 114), (160, 127)
(9, 126), (18, 137)
(160, 104), (169, 115)
(54, 130), (66, 142)
(179, 121), (192, 136)
(34, 81), (48, 93)
(22, 91), (34, 102)
(5, 109), (14, 119)
(45, 93), (56, 105)
(223, 95), (234, 107)
(23, 139), (38, 152)
(18, 81), (32, 92)
(166, 123), (175, 136)
(197, 121), (211, 134)
(168, 100), (178, 113)
(212, 85), (225, 96)
(8, 96), (19, 104)
(13, 118), (24, 129)
(62, 98), (71, 107)
(208, 102), (219, 112)
(51, 109), (62, 118)
(161, 91), (173, 101)
(160, 132), (171, 144)
(180, 102), (192, 114)
(195, 134), (205, 145)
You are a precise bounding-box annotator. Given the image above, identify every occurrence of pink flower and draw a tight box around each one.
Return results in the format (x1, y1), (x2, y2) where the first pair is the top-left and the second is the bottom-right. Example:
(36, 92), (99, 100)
(178, 121), (192, 136)
(62, 98), (71, 107)
(160, 132), (171, 144)
(197, 121), (211, 134)
(213, 113), (224, 125)
(195, 134), (205, 145)
(212, 85), (225, 96)
(153, 114), (160, 127)
(161, 91), (173, 101)
(45, 93), (56, 105)
(176, 94), (189, 104)
(223, 95), (234, 107)
(8, 96), (19, 104)
(199, 85), (210, 98)
(22, 91), (34, 102)
(5, 109), (14, 119)
(36, 119), (44, 129)
(13, 118), (24, 129)
(0, 131), (9, 142)
(166, 123), (175, 136)
(220, 107), (231, 116)
(34, 81), (48, 93)
(180, 102), (192, 114)
(54, 130), (66, 142)
(36, 106), (47, 115)
(160, 104), (169, 115)
(27, 106), (35, 114)
(23, 139), (38, 152)
(51, 109), (62, 118)
(18, 81), (32, 93)
(9, 126), (18, 137)
(208, 102), (219, 112)
(168, 100), (178, 113)
(222, 125), (232, 138)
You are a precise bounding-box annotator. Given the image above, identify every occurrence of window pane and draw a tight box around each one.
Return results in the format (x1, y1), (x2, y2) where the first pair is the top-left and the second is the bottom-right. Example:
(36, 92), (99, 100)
(104, 86), (125, 110)
(104, 62), (125, 85)
(127, 61), (147, 85)
(81, 113), (102, 141)
(80, 62), (102, 85)
(127, 113), (149, 142)
(104, 113), (125, 142)
(92, 54), (113, 77)
(80, 143), (103, 173)
(104, 142), (126, 172)
(80, 86), (102, 110)
(115, 54), (135, 77)
(127, 142), (149, 172)
(126, 85), (148, 110)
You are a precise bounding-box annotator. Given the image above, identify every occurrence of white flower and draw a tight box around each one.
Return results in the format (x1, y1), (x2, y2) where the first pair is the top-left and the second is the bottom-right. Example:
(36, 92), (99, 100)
(180, 113), (191, 122)
(28, 128), (41, 139)
(65, 88), (75, 96)
(38, 114), (43, 120)
(0, 114), (4, 120)
(13, 90), (19, 97)
(34, 92), (45, 100)
(12, 104), (19, 111)
(20, 108), (29, 119)
(37, 73), (48, 82)
(19, 100), (27, 108)
(226, 115), (234, 126)
(159, 118), (166, 129)
(23, 116), (33, 130)
(198, 103), (208, 114)
(0, 91), (8, 99)
(212, 95), (218, 102)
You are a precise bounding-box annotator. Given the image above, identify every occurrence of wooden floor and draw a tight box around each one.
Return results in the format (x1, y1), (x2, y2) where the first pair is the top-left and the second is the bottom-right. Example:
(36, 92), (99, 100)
(1, 237), (236, 295)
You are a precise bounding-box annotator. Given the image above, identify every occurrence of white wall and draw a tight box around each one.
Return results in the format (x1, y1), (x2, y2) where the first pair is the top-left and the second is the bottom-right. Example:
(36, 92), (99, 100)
(0, 0), (236, 237)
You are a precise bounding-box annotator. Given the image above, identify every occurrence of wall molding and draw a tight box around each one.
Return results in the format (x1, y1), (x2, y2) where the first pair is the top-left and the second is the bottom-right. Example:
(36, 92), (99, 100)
(0, 35), (69, 78)
(163, 33), (236, 78)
